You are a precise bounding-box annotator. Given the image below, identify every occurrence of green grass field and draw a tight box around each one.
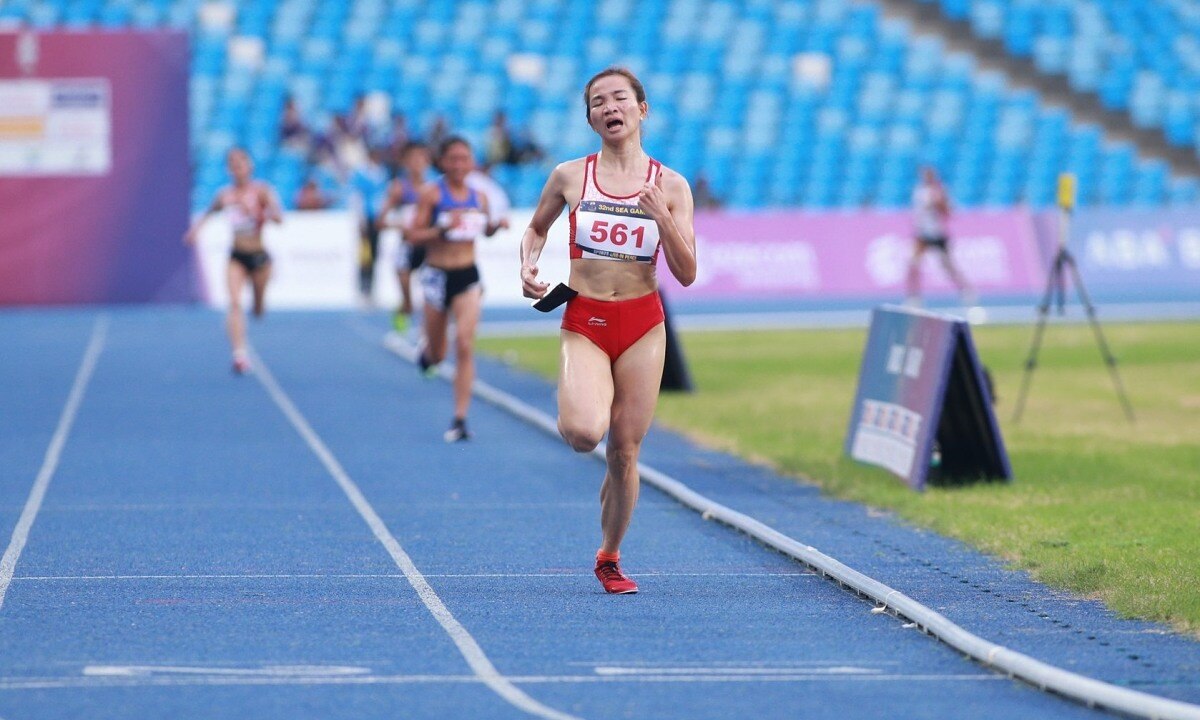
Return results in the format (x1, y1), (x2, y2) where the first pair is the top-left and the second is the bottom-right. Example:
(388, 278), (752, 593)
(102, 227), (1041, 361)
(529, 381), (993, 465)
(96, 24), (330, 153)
(478, 321), (1200, 635)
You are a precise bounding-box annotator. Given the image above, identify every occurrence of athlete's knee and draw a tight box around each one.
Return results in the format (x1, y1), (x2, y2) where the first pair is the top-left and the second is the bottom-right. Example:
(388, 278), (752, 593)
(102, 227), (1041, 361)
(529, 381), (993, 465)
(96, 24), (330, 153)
(558, 417), (605, 453)
(605, 440), (640, 475)
(454, 333), (474, 359)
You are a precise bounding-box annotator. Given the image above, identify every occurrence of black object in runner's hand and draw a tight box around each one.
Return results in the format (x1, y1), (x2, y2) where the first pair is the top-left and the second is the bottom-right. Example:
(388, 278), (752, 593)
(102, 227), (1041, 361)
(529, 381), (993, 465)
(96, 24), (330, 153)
(531, 283), (578, 312)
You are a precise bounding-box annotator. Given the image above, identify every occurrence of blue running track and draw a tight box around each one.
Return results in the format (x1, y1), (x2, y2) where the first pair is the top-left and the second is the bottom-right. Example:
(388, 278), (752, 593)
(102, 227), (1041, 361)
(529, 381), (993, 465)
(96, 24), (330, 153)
(1, 308), (1197, 720)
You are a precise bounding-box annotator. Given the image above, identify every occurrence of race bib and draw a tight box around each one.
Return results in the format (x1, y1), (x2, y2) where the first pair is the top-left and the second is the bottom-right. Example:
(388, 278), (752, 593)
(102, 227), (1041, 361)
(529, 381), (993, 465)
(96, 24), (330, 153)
(573, 200), (659, 263)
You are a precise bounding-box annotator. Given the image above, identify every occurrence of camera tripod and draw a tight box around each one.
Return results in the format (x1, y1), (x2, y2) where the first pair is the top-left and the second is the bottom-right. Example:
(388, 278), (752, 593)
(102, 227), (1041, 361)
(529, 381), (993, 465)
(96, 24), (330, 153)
(1012, 236), (1135, 424)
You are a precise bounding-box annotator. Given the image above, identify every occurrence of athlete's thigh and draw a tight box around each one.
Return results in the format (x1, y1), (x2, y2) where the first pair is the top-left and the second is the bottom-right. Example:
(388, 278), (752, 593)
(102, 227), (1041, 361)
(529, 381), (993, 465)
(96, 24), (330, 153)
(423, 303), (448, 356)
(226, 261), (248, 305)
(937, 245), (958, 267)
(250, 262), (271, 292)
(608, 323), (666, 446)
(559, 330), (615, 433)
(449, 285), (482, 347)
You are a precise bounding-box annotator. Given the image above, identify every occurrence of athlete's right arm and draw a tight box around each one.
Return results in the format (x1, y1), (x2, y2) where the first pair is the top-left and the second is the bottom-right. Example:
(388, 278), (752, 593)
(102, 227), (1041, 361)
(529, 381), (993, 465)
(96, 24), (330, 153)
(404, 184), (445, 245)
(183, 195), (224, 245)
(520, 164), (569, 299)
(377, 182), (401, 228)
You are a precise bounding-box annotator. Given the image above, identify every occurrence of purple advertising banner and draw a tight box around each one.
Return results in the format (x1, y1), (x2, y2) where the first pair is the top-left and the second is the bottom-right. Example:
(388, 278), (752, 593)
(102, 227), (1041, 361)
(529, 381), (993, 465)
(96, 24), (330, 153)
(1063, 207), (1200, 302)
(0, 31), (195, 305)
(660, 208), (1046, 301)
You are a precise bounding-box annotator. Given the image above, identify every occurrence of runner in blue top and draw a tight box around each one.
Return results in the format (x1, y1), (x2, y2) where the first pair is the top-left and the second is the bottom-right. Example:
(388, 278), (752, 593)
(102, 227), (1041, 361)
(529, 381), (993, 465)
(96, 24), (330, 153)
(378, 141), (433, 330)
(406, 136), (508, 442)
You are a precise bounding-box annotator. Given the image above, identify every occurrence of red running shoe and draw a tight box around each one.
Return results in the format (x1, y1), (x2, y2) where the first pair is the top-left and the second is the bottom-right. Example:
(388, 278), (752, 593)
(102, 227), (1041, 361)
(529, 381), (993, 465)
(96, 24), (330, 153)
(595, 560), (638, 594)
(232, 355), (252, 375)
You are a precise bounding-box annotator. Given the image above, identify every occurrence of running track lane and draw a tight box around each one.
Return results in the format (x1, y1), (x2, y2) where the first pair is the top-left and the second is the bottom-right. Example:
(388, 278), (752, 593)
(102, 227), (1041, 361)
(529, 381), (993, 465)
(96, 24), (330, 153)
(0, 308), (1123, 718)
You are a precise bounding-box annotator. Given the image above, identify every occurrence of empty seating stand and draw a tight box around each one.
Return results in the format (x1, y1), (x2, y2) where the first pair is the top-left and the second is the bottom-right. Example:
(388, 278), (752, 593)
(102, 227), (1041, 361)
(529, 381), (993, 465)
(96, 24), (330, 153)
(1, 0), (1195, 209)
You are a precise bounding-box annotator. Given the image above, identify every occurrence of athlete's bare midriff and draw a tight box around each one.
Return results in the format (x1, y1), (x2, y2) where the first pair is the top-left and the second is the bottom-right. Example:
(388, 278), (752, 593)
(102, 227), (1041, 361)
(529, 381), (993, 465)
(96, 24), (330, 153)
(569, 258), (657, 300)
(425, 239), (476, 271)
(231, 231), (266, 255)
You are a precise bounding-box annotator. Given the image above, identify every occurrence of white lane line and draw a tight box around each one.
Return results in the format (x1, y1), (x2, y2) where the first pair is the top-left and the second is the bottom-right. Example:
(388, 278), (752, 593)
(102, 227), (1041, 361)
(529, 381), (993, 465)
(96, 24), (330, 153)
(0, 672), (1004, 691)
(34, 501), (602, 511)
(0, 316), (108, 614)
(13, 570), (814, 582)
(567, 659), (901, 667)
(248, 346), (581, 720)
(84, 664), (371, 677)
(593, 666), (879, 676)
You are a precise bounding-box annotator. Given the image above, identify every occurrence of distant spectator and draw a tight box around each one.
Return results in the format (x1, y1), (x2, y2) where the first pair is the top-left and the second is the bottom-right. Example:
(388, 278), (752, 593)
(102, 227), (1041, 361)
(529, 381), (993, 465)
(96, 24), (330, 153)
(511, 125), (545, 165)
(381, 112), (413, 174)
(485, 110), (515, 166)
(692, 174), (722, 209)
(426, 113), (450, 151)
(350, 148), (392, 300)
(308, 147), (348, 207)
(362, 95), (393, 152)
(341, 95), (369, 145)
(294, 178), (330, 210)
(467, 164), (511, 230)
(330, 97), (370, 170)
(280, 96), (310, 153)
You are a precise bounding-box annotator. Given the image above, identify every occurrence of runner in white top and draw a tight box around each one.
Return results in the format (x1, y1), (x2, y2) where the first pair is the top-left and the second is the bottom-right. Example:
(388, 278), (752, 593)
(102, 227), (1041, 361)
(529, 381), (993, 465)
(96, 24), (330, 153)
(519, 67), (697, 594)
(907, 166), (975, 309)
(184, 147), (283, 374)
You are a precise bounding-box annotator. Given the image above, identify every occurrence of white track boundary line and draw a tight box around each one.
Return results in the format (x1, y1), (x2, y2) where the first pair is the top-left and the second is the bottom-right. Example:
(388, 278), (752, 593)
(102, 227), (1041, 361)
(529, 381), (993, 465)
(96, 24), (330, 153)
(378, 332), (1200, 720)
(14, 570), (813, 582)
(0, 671), (1004, 691)
(0, 315), (108, 614)
(247, 346), (581, 720)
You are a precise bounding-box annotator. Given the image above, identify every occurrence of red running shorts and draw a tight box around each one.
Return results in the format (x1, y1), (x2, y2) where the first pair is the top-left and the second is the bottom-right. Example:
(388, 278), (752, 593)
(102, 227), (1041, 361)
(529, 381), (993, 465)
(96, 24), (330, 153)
(561, 291), (665, 363)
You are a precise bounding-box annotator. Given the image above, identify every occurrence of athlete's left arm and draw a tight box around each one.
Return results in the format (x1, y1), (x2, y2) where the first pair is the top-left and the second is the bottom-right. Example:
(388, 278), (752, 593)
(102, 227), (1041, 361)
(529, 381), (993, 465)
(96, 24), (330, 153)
(639, 169), (697, 286)
(260, 184), (284, 225)
(479, 194), (510, 236)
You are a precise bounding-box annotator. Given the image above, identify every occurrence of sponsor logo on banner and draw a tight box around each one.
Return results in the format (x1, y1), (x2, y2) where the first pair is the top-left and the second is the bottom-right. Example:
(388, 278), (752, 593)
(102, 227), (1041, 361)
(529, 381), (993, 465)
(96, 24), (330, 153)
(851, 398), (923, 477)
(1065, 208), (1200, 300)
(0, 78), (111, 175)
(1085, 229), (1171, 270)
(695, 235), (821, 291)
(865, 234), (909, 286)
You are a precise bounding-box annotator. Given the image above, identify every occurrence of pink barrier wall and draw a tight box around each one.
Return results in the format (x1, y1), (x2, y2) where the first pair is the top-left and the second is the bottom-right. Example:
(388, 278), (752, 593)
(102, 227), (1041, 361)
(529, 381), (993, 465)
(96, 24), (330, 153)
(660, 208), (1046, 300)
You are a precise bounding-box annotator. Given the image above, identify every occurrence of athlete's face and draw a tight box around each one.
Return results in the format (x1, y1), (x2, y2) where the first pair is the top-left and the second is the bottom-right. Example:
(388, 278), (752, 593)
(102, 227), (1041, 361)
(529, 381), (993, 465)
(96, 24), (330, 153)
(439, 142), (474, 183)
(587, 76), (646, 142)
(227, 150), (252, 183)
(403, 147), (431, 178)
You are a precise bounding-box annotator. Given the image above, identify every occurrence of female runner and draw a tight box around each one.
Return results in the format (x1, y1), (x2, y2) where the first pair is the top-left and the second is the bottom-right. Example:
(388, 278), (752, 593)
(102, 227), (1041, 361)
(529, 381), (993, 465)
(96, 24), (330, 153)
(407, 136), (507, 442)
(519, 68), (697, 594)
(185, 147), (283, 374)
(379, 140), (433, 331)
